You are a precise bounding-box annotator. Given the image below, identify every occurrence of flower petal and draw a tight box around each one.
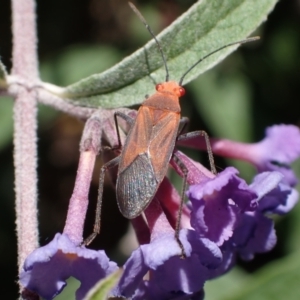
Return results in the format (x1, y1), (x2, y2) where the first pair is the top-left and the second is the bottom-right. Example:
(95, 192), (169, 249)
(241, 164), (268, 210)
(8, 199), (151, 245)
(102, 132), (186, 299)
(253, 125), (300, 186)
(112, 230), (221, 299)
(188, 167), (257, 246)
(20, 233), (118, 300)
(234, 213), (277, 260)
(250, 172), (299, 215)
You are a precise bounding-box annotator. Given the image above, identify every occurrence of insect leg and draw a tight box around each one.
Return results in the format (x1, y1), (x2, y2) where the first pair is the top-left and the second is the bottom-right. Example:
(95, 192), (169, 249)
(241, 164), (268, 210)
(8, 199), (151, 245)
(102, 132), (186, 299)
(171, 151), (189, 258)
(113, 111), (134, 150)
(83, 155), (120, 246)
(177, 117), (189, 136)
(177, 130), (217, 175)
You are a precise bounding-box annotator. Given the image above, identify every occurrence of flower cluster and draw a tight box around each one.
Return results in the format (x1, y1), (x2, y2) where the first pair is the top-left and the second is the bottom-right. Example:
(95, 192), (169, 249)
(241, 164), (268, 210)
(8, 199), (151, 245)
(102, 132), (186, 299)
(19, 124), (300, 299)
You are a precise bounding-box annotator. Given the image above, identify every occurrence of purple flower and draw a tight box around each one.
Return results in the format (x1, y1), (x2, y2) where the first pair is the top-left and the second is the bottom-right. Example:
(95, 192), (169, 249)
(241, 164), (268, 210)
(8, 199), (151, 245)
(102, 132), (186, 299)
(184, 155), (299, 276)
(20, 125), (120, 300)
(232, 211), (276, 261)
(112, 229), (221, 300)
(111, 187), (222, 300)
(20, 233), (118, 300)
(187, 167), (257, 246)
(19, 121), (300, 299)
(250, 172), (299, 215)
(179, 124), (300, 186)
(250, 125), (300, 186)
(231, 171), (298, 261)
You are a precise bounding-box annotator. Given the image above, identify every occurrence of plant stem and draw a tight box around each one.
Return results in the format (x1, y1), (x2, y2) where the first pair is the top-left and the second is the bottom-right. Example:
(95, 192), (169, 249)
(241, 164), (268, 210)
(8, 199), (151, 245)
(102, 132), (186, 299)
(11, 0), (39, 274)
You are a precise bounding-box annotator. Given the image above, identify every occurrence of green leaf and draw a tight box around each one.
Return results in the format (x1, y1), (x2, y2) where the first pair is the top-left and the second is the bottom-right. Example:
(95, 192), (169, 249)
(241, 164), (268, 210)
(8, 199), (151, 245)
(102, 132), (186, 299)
(83, 269), (123, 300)
(58, 0), (278, 108)
(190, 70), (254, 141)
(223, 251), (300, 300)
(54, 277), (80, 300)
(0, 60), (8, 88)
(285, 159), (300, 253)
(40, 44), (122, 86)
(0, 97), (13, 149)
(189, 68), (256, 181)
(205, 267), (249, 300)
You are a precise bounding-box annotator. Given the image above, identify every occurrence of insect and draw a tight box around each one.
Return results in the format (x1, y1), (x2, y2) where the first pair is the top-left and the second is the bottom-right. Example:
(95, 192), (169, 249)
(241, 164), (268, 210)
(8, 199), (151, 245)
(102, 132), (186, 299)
(84, 2), (259, 254)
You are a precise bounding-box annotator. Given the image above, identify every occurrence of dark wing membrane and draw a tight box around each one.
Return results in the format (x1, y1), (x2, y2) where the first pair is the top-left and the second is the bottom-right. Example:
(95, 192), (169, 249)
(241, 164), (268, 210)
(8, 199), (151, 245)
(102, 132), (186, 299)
(116, 153), (158, 219)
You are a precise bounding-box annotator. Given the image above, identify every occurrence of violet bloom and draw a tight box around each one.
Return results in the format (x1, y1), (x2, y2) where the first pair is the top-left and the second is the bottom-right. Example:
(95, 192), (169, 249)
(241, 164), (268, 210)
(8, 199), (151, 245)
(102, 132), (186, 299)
(115, 230), (221, 300)
(250, 172), (299, 215)
(231, 171), (299, 261)
(188, 170), (298, 277)
(19, 118), (300, 300)
(20, 233), (118, 300)
(111, 192), (222, 300)
(187, 167), (258, 247)
(247, 125), (300, 185)
(213, 125), (300, 186)
(20, 114), (119, 300)
(179, 124), (300, 186)
(184, 149), (298, 277)
(113, 156), (295, 299)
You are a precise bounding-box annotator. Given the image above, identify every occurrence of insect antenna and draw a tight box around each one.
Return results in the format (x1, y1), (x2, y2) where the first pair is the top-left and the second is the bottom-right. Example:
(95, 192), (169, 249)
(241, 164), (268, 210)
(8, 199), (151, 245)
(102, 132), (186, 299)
(179, 36), (260, 86)
(129, 2), (170, 82)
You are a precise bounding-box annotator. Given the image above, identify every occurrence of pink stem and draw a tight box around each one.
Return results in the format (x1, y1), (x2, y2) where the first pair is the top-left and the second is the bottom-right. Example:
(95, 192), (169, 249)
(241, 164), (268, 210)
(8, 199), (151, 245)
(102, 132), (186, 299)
(131, 216), (150, 245)
(63, 151), (96, 244)
(171, 150), (215, 185)
(178, 137), (257, 163)
(157, 178), (191, 229)
(11, 0), (39, 275)
(144, 198), (174, 241)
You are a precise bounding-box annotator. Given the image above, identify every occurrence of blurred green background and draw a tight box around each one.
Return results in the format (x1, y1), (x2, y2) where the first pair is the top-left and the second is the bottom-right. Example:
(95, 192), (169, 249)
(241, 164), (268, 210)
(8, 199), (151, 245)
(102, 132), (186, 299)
(1, 0), (300, 299)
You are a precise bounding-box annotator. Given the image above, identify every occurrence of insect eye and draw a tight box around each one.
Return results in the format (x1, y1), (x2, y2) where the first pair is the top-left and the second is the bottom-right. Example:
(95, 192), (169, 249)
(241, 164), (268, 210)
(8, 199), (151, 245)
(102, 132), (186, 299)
(156, 83), (163, 91)
(179, 87), (185, 97)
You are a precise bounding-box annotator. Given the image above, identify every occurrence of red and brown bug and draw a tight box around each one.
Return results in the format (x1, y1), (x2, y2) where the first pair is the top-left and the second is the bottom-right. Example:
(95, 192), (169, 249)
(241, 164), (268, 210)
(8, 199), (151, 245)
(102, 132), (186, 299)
(84, 3), (259, 254)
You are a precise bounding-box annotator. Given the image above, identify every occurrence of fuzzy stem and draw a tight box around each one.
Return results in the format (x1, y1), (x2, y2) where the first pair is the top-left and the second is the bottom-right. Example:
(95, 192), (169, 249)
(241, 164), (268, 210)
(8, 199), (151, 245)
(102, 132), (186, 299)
(63, 112), (103, 244)
(144, 198), (174, 241)
(11, 0), (39, 276)
(171, 150), (215, 184)
(37, 87), (96, 119)
(11, 0), (38, 78)
(177, 137), (258, 163)
(63, 151), (96, 244)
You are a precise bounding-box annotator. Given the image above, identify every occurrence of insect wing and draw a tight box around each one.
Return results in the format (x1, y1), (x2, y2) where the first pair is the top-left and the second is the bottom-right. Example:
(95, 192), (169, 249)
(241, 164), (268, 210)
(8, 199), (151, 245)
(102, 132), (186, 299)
(116, 106), (179, 219)
(118, 107), (152, 172)
(117, 107), (156, 218)
(117, 151), (157, 218)
(148, 109), (180, 182)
